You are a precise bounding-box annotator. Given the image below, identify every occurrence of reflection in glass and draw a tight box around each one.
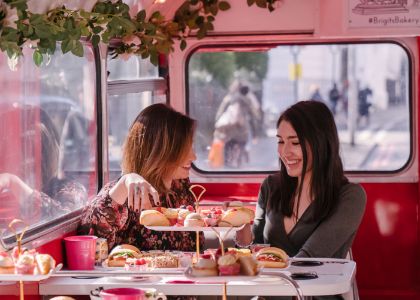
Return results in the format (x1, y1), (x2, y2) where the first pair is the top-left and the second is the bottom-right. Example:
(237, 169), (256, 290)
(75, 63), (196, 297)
(107, 55), (159, 81)
(0, 107), (87, 227)
(188, 43), (410, 172)
(0, 45), (97, 233)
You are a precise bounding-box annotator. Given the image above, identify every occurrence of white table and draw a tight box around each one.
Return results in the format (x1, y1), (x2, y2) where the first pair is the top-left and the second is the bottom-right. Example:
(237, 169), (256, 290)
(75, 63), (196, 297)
(39, 258), (356, 298)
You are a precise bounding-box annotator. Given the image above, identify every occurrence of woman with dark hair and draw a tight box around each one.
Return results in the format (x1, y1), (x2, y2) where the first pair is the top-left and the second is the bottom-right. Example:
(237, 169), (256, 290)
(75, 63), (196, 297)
(236, 100), (366, 259)
(78, 103), (201, 251)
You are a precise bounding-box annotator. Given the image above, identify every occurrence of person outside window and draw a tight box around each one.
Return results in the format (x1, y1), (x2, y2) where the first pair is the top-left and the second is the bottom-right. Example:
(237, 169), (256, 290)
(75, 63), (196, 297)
(209, 80), (260, 168)
(357, 86), (373, 127)
(309, 85), (324, 102)
(328, 83), (341, 115)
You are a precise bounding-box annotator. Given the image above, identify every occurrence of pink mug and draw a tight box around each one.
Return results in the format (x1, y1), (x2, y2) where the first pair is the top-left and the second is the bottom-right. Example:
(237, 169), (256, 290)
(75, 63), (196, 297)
(98, 288), (145, 300)
(64, 235), (97, 270)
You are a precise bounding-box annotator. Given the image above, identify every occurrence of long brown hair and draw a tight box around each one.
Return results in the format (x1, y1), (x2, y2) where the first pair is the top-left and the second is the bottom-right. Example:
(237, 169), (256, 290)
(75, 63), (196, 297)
(270, 100), (348, 221)
(121, 103), (196, 193)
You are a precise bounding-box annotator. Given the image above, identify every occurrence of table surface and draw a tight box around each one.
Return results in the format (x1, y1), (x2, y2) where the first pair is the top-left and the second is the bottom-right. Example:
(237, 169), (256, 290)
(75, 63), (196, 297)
(39, 258), (356, 297)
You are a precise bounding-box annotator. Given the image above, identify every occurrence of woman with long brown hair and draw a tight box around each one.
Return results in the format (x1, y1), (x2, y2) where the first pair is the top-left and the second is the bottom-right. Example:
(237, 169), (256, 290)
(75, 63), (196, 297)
(78, 103), (200, 251)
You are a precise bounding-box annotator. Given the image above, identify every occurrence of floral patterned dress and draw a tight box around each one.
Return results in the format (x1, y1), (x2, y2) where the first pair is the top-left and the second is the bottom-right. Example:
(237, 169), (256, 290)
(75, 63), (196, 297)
(77, 178), (203, 251)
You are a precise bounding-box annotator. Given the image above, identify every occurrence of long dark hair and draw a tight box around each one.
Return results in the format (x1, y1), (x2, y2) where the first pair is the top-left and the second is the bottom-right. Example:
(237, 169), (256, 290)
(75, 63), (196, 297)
(270, 100), (348, 221)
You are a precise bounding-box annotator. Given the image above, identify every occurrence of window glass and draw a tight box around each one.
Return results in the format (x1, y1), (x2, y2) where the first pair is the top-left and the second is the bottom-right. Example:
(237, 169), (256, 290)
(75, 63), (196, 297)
(188, 43), (410, 172)
(108, 91), (166, 181)
(0, 46), (97, 234)
(107, 55), (158, 81)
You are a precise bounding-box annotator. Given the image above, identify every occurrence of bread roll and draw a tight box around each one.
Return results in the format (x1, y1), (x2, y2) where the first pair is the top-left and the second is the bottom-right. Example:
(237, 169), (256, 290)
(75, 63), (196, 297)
(140, 210), (170, 226)
(35, 254), (56, 275)
(220, 208), (252, 227)
(237, 207), (255, 220)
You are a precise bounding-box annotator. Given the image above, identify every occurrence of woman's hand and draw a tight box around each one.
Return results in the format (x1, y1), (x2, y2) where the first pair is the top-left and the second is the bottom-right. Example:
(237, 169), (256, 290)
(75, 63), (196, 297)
(235, 223), (253, 247)
(110, 173), (160, 211)
(0, 173), (33, 199)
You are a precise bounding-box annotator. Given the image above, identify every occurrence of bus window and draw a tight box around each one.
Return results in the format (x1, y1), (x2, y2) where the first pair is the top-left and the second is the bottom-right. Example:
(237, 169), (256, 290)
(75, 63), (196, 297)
(107, 55), (159, 80)
(188, 42), (410, 173)
(107, 55), (167, 181)
(0, 44), (97, 236)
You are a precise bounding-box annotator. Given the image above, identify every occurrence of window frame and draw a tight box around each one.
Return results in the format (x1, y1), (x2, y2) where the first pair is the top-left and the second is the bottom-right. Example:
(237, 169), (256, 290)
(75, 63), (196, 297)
(104, 55), (168, 183)
(182, 37), (417, 183)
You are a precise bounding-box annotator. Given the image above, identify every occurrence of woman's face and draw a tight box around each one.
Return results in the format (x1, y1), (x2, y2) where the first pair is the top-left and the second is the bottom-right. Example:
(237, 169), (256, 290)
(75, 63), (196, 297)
(171, 144), (197, 180)
(277, 120), (312, 179)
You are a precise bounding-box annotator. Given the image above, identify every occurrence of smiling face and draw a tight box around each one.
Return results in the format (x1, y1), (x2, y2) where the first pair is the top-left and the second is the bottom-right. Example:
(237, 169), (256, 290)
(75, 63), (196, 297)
(170, 144), (197, 181)
(277, 120), (312, 181)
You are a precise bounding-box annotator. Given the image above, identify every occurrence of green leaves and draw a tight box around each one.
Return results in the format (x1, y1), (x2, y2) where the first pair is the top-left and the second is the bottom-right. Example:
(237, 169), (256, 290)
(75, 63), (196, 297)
(247, 0), (278, 11)
(0, 0), (279, 67)
(218, 1), (231, 11)
(33, 49), (42, 66)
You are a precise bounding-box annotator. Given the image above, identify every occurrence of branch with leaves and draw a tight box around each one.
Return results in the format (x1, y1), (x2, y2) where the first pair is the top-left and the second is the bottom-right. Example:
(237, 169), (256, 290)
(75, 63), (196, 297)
(0, 0), (280, 66)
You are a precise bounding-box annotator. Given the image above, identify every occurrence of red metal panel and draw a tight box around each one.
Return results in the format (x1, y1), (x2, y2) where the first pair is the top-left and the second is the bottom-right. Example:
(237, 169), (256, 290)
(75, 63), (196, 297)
(354, 183), (419, 299)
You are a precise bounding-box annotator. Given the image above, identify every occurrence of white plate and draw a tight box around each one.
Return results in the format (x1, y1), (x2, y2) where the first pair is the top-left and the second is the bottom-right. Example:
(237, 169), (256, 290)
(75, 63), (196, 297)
(0, 273), (51, 282)
(0, 264), (61, 282)
(184, 267), (259, 282)
(259, 264), (290, 272)
(107, 275), (162, 283)
(185, 274), (260, 282)
(145, 224), (245, 232)
(98, 264), (184, 274)
(252, 273), (291, 282)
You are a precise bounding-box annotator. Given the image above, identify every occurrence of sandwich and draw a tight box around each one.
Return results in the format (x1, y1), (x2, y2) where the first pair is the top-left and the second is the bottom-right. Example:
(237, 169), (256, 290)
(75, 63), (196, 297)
(107, 244), (141, 267)
(255, 247), (289, 268)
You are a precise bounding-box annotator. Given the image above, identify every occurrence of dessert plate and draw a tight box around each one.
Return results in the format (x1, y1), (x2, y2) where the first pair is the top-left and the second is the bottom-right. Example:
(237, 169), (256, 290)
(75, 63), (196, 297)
(107, 275), (162, 283)
(145, 224), (245, 232)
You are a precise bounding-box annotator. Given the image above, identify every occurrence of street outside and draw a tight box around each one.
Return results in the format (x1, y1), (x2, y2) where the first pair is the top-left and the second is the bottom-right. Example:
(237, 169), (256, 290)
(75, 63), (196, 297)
(195, 103), (410, 173)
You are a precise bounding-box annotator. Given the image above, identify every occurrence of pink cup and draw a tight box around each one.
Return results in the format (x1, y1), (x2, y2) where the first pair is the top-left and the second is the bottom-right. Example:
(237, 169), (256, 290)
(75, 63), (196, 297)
(64, 235), (97, 270)
(100, 288), (145, 300)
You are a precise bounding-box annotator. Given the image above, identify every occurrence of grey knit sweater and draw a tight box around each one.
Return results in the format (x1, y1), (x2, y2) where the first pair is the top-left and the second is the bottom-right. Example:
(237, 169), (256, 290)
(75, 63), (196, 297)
(253, 174), (366, 258)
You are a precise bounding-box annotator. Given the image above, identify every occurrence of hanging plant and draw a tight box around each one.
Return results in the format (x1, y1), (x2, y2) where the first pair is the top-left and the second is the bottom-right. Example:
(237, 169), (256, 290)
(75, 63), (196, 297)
(0, 0), (280, 66)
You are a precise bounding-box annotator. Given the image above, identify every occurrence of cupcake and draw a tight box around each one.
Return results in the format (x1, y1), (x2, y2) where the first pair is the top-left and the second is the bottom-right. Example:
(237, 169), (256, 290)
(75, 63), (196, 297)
(0, 252), (14, 274)
(177, 206), (194, 225)
(15, 252), (35, 275)
(191, 254), (218, 276)
(217, 254), (240, 276)
(184, 213), (205, 227)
